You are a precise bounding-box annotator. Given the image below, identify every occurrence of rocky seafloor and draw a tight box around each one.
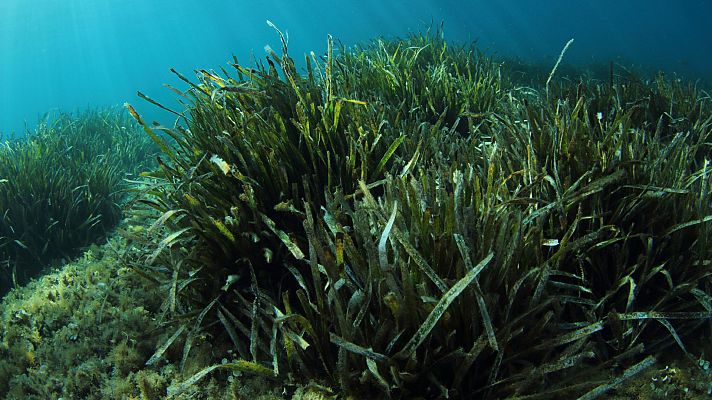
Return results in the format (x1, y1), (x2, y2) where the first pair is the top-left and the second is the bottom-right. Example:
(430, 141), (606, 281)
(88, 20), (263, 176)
(1, 225), (712, 400)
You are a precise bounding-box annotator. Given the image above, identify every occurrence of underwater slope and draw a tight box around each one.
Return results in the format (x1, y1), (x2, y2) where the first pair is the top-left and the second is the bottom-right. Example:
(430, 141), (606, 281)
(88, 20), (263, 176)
(1, 30), (712, 399)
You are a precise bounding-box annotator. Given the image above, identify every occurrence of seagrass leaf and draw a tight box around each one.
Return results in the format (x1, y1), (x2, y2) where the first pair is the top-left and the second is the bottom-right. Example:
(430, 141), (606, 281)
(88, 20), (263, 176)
(397, 252), (494, 360)
(285, 331), (310, 350)
(375, 136), (405, 177)
(454, 234), (498, 351)
(399, 139), (422, 177)
(148, 209), (186, 233)
(576, 356), (655, 400)
(148, 227), (192, 264)
(250, 281), (260, 362)
(168, 364), (221, 397)
(218, 309), (241, 350)
(261, 213), (305, 260)
(692, 288), (712, 312)
(137, 91), (184, 119)
(124, 102), (174, 157)
(664, 214), (712, 236)
(273, 313), (317, 339)
(617, 311), (712, 320)
(533, 321), (604, 351)
(655, 318), (687, 353)
(167, 360), (275, 397)
(537, 350), (596, 375)
(366, 358), (391, 392)
(146, 324), (186, 366)
(169, 266), (179, 313)
(330, 333), (389, 362)
(270, 320), (279, 376)
(181, 298), (219, 370)
(378, 202), (398, 272)
(565, 169), (626, 205)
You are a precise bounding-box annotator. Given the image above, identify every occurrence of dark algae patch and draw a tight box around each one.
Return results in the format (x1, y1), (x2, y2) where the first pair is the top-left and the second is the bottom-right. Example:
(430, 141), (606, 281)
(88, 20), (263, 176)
(1, 28), (712, 399)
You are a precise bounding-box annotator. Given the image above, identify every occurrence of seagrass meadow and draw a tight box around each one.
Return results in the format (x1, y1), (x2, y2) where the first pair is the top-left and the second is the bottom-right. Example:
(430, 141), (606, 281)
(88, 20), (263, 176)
(0, 109), (156, 297)
(1, 29), (712, 399)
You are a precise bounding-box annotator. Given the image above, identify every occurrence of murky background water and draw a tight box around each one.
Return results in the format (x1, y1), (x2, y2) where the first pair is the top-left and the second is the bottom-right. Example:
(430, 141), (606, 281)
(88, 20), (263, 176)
(1, 0), (710, 136)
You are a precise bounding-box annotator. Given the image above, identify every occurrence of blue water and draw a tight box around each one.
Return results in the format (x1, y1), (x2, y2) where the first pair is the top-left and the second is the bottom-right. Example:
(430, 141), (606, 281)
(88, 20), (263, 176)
(1, 0), (711, 136)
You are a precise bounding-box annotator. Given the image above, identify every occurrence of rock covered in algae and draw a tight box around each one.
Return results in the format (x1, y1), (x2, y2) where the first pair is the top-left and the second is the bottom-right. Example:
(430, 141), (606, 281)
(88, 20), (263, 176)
(0, 232), (300, 400)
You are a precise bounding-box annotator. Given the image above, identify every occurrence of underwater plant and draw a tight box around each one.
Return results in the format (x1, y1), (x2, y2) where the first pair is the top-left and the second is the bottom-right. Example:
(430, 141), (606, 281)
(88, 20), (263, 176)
(0, 108), (156, 297)
(127, 27), (712, 399)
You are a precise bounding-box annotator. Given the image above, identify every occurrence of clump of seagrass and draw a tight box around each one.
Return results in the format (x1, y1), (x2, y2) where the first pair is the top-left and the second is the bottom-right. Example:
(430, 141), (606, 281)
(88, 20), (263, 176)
(0, 109), (156, 297)
(334, 26), (505, 138)
(129, 26), (712, 399)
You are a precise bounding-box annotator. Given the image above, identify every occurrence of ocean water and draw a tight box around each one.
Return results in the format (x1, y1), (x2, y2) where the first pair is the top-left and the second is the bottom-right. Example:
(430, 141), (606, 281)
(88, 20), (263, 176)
(1, 0), (711, 136)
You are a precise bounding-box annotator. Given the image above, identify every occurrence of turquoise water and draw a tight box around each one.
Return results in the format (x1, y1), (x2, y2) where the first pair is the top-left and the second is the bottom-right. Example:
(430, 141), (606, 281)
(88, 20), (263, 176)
(1, 0), (710, 136)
